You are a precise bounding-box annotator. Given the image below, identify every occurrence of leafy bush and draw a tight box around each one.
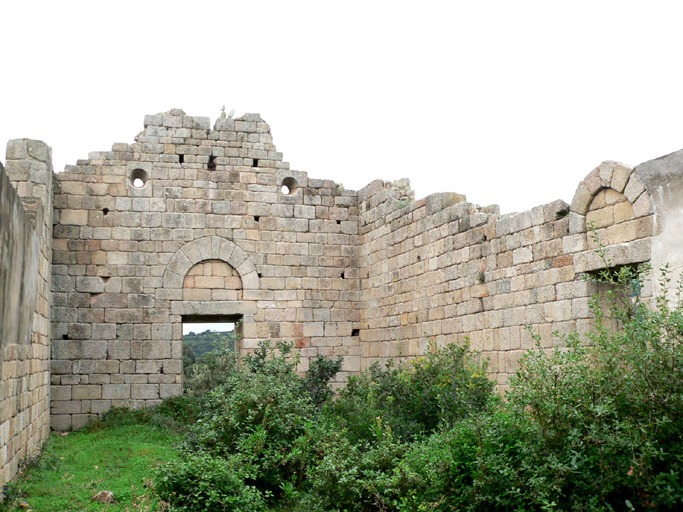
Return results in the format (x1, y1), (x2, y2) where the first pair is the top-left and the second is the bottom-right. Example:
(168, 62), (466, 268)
(86, 394), (201, 432)
(329, 342), (494, 442)
(155, 453), (268, 511)
(0, 482), (23, 512)
(298, 418), (408, 512)
(154, 255), (683, 511)
(183, 334), (239, 395)
(161, 340), (342, 505)
(500, 263), (683, 510)
(386, 263), (683, 511)
(303, 354), (344, 407)
(387, 411), (528, 511)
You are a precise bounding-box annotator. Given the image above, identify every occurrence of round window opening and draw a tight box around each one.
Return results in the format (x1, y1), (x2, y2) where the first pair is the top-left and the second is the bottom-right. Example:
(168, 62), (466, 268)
(130, 168), (148, 189)
(280, 177), (298, 196)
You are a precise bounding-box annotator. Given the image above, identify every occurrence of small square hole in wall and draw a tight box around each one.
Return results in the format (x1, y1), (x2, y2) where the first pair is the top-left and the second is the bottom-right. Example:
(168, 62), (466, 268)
(351, 329), (360, 336)
(178, 154), (184, 164)
(208, 155), (216, 171)
(253, 158), (259, 167)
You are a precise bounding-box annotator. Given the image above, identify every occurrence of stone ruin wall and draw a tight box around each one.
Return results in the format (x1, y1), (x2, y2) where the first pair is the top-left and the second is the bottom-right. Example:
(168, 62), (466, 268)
(358, 164), (655, 387)
(4, 108), (680, 462)
(49, 110), (362, 431)
(0, 141), (53, 485)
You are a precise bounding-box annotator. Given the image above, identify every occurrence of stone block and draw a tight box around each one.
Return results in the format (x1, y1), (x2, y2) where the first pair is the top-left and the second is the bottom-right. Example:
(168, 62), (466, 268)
(107, 340), (131, 359)
(163, 360), (182, 374)
(91, 400), (112, 414)
(568, 212), (585, 234)
(131, 384), (159, 399)
(151, 323), (173, 341)
(570, 182), (592, 215)
(160, 384), (182, 399)
(102, 384), (131, 400)
(51, 386), (72, 401)
(624, 173), (645, 203)
(94, 360), (120, 374)
(91, 323), (116, 340)
(6, 138), (27, 159)
(50, 415), (72, 432)
(610, 164), (632, 192)
(72, 414), (97, 430)
(72, 385), (102, 400)
(632, 192), (652, 218)
(162, 271), (184, 289)
(60, 210), (89, 226)
(142, 341), (171, 359)
(51, 400), (82, 415)
(52, 339), (83, 360)
(512, 247), (533, 265)
(136, 360), (162, 373)
(82, 341), (108, 359)
(129, 294), (155, 308)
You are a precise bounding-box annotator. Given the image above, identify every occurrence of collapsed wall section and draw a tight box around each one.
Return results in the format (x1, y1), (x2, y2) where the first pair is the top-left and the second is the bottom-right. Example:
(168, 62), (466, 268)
(0, 140), (53, 485)
(50, 110), (361, 430)
(358, 161), (656, 386)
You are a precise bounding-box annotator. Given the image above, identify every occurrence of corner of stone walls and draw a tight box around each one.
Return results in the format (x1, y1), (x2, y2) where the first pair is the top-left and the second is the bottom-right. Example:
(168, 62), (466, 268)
(1, 139), (54, 487)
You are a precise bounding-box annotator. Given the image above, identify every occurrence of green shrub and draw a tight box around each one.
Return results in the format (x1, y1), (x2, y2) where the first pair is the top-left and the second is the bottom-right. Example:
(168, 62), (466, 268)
(155, 453), (268, 511)
(0, 481), (23, 512)
(86, 394), (201, 432)
(294, 418), (408, 512)
(154, 260), (683, 511)
(384, 262), (683, 511)
(166, 341), (326, 503)
(328, 342), (494, 442)
(501, 263), (683, 510)
(388, 411), (528, 512)
(304, 354), (344, 407)
(183, 334), (239, 395)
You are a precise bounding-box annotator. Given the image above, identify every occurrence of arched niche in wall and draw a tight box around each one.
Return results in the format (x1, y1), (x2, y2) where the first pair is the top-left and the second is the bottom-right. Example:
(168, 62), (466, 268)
(161, 236), (260, 318)
(182, 260), (244, 301)
(569, 161), (656, 274)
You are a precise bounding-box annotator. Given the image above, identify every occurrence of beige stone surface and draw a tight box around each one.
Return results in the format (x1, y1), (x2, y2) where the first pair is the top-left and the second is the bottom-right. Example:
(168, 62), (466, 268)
(1, 141), (53, 487)
(0, 110), (669, 489)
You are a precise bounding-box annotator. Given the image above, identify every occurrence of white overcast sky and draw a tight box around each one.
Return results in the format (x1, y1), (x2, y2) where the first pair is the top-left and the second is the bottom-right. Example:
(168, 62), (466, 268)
(2, 1), (683, 214)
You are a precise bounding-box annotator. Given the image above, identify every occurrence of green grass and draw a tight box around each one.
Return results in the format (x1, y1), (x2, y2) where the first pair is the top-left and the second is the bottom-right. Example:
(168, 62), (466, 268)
(7, 423), (181, 511)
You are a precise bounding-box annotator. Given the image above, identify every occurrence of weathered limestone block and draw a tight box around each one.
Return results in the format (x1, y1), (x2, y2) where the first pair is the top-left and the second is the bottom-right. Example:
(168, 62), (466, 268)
(131, 384), (159, 399)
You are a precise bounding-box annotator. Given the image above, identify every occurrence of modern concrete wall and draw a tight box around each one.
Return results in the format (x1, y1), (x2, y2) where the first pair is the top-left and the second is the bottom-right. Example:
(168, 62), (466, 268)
(0, 140), (53, 486)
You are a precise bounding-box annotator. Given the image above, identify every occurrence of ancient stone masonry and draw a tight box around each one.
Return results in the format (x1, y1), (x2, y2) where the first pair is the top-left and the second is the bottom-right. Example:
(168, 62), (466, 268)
(2, 108), (683, 485)
(49, 110), (362, 432)
(0, 141), (53, 485)
(357, 163), (656, 387)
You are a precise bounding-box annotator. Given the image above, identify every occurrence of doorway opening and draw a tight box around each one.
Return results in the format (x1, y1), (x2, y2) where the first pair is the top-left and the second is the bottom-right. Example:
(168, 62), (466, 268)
(181, 315), (242, 391)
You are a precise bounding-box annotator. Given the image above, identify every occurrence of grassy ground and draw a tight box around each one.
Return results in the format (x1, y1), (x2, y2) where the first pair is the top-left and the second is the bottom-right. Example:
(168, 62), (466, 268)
(4, 423), (181, 512)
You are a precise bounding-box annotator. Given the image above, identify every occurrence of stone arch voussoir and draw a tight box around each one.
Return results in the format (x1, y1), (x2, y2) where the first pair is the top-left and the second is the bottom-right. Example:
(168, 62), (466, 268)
(569, 161), (653, 235)
(162, 236), (260, 290)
